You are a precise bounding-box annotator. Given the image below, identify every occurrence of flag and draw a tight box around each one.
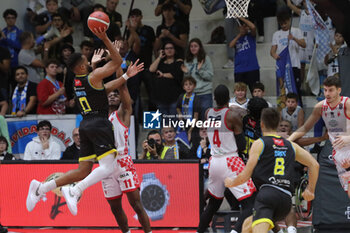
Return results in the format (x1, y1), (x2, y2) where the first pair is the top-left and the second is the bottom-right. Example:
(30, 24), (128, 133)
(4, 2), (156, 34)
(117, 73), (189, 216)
(306, 44), (320, 96)
(305, 0), (331, 63)
(198, 0), (226, 14)
(276, 47), (298, 96)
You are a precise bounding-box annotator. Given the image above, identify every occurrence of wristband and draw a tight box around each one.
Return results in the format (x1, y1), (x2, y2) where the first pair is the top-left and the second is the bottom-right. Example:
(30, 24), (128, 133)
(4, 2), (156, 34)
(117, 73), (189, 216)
(122, 73), (130, 80)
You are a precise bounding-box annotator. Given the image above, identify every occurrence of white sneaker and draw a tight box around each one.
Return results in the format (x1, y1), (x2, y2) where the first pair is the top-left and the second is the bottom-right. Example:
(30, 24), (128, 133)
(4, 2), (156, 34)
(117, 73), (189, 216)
(26, 179), (46, 212)
(223, 59), (234, 69)
(257, 36), (264, 43)
(62, 186), (79, 216)
(230, 230), (238, 233)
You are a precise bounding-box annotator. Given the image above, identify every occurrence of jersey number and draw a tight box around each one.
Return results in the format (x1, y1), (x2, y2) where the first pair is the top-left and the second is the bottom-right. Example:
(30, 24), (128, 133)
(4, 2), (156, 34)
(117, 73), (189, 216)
(274, 157), (285, 175)
(123, 179), (132, 189)
(213, 130), (221, 147)
(79, 97), (92, 113)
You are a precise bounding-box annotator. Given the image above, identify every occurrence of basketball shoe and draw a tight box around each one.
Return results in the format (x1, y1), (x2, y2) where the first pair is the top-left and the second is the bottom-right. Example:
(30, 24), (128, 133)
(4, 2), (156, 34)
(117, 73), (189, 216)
(26, 179), (46, 211)
(61, 186), (79, 215)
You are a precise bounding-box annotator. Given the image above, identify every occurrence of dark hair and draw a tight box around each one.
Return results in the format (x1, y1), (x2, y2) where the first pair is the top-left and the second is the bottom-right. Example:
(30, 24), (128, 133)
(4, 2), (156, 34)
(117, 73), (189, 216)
(129, 8), (142, 17)
(80, 40), (94, 49)
(277, 7), (291, 24)
(214, 84), (230, 106)
(61, 43), (75, 53)
(247, 97), (268, 120)
(45, 59), (60, 68)
(67, 53), (83, 71)
(46, 0), (58, 4)
(286, 92), (298, 101)
(261, 108), (280, 130)
(3, 9), (17, 18)
(93, 4), (106, 12)
(252, 82), (265, 92)
(182, 76), (196, 86)
(19, 31), (33, 44)
(162, 3), (175, 11)
(185, 38), (206, 63)
(0, 136), (8, 150)
(37, 120), (52, 130)
(147, 130), (161, 139)
(323, 75), (341, 88)
(51, 13), (62, 19)
(15, 66), (28, 74)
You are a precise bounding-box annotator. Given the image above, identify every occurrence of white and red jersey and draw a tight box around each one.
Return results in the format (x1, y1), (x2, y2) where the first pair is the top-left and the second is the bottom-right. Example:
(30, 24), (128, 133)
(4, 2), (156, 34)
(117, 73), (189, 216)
(322, 96), (350, 144)
(207, 107), (238, 157)
(109, 110), (129, 156)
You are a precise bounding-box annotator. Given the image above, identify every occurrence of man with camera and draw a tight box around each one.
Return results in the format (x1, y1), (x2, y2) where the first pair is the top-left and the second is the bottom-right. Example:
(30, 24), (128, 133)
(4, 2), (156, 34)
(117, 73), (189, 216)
(140, 130), (165, 159)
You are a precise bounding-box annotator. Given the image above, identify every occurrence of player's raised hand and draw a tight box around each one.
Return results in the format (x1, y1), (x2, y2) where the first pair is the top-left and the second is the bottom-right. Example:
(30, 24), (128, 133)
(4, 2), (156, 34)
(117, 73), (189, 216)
(93, 27), (108, 40)
(91, 48), (105, 66)
(224, 177), (235, 188)
(126, 59), (144, 78)
(302, 187), (315, 201)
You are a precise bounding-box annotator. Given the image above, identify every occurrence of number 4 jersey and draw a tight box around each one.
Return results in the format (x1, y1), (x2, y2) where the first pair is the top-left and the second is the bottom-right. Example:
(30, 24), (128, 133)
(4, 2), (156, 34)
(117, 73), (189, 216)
(207, 108), (238, 157)
(252, 135), (295, 193)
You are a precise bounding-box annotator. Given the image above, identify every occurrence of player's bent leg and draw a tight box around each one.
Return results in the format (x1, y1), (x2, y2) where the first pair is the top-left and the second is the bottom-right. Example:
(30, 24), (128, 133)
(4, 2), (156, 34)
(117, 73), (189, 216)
(234, 193), (256, 232)
(55, 161), (94, 187)
(126, 189), (152, 233)
(285, 207), (297, 233)
(107, 197), (129, 233)
(197, 195), (223, 233)
(252, 222), (271, 233)
(242, 215), (253, 233)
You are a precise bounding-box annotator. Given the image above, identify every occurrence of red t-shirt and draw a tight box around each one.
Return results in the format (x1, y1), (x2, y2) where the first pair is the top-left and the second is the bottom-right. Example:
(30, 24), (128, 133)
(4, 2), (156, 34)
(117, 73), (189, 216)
(36, 78), (66, 114)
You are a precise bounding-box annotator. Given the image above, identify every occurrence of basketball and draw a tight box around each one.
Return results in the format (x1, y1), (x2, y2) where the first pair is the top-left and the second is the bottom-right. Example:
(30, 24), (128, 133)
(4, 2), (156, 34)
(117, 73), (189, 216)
(87, 11), (110, 33)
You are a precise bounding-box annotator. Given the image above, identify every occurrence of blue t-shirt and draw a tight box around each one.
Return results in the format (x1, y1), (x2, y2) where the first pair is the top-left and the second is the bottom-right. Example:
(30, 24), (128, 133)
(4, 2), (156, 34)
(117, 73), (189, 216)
(234, 33), (259, 73)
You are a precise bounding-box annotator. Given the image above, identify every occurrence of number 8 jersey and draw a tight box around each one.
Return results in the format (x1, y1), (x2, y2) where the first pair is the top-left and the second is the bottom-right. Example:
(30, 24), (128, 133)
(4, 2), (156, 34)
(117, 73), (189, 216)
(207, 108), (238, 157)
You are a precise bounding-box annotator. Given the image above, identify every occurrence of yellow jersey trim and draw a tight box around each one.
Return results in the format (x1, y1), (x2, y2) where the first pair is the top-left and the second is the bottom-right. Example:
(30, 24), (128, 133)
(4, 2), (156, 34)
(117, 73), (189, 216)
(97, 149), (117, 161)
(76, 74), (88, 77)
(252, 218), (274, 230)
(79, 154), (97, 162)
(88, 75), (104, 90)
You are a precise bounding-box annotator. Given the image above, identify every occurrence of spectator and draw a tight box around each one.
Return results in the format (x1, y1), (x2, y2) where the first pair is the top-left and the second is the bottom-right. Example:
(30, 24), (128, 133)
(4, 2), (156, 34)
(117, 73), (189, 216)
(105, 0), (122, 28)
(150, 41), (184, 116)
(24, 120), (61, 160)
(0, 136), (14, 160)
(11, 66), (37, 116)
(325, 31), (347, 77)
(161, 126), (192, 159)
(229, 17), (260, 94)
(181, 38), (213, 119)
(35, 0), (60, 36)
(155, 0), (192, 35)
(251, 82), (273, 107)
(281, 92), (305, 132)
(270, 8), (306, 107)
(127, 8), (156, 110)
(0, 115), (11, 154)
(60, 0), (93, 22)
(23, 0), (47, 34)
(229, 82), (249, 110)
(79, 40), (94, 62)
(0, 46), (10, 115)
(1, 9), (22, 72)
(140, 130), (165, 160)
(154, 3), (188, 58)
(37, 59), (68, 114)
(18, 31), (44, 84)
(61, 128), (80, 160)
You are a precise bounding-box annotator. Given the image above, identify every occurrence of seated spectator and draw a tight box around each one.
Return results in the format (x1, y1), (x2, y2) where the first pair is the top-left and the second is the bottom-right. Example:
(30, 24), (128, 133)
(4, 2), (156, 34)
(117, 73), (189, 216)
(35, 0), (60, 36)
(11, 66), (37, 116)
(229, 17), (260, 94)
(0, 115), (11, 154)
(161, 126), (192, 159)
(1, 9), (22, 73)
(229, 82), (249, 109)
(37, 59), (68, 114)
(80, 40), (94, 62)
(0, 46), (10, 115)
(18, 31), (44, 84)
(251, 82), (273, 107)
(154, 3), (187, 58)
(281, 92), (304, 132)
(23, 120), (61, 160)
(61, 128), (80, 160)
(150, 41), (184, 116)
(181, 38), (213, 119)
(0, 136), (14, 160)
(140, 130), (165, 160)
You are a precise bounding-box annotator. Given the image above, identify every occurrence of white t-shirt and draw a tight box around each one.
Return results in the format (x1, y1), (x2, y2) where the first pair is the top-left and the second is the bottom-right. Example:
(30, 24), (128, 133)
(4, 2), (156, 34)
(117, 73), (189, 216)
(299, 10), (315, 63)
(272, 27), (303, 68)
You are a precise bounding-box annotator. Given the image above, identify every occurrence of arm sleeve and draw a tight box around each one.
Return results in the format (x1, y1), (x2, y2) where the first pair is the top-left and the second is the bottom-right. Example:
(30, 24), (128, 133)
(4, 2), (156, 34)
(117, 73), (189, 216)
(196, 56), (214, 81)
(235, 132), (246, 153)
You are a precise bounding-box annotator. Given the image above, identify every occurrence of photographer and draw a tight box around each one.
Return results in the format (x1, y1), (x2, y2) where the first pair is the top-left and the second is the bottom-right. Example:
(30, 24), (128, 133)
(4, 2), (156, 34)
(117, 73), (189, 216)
(140, 130), (166, 160)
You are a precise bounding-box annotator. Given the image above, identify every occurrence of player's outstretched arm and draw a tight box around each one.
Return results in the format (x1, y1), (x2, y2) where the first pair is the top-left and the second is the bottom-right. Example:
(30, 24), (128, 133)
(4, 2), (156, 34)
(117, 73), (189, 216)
(289, 101), (322, 141)
(224, 139), (262, 188)
(293, 142), (319, 201)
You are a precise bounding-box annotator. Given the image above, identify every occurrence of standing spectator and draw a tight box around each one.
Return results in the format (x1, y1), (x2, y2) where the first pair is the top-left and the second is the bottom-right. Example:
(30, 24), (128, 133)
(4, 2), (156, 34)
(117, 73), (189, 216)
(155, 0), (192, 35)
(11, 66), (37, 116)
(0, 115), (12, 154)
(23, 120), (61, 160)
(154, 3), (188, 58)
(1, 9), (22, 72)
(270, 8), (306, 107)
(150, 41), (184, 116)
(61, 128), (80, 160)
(0, 46), (10, 115)
(105, 0), (122, 28)
(60, 0), (93, 22)
(325, 31), (347, 77)
(18, 31), (44, 84)
(0, 136), (14, 160)
(37, 59), (68, 114)
(229, 17), (260, 94)
(35, 0), (60, 36)
(181, 38), (213, 119)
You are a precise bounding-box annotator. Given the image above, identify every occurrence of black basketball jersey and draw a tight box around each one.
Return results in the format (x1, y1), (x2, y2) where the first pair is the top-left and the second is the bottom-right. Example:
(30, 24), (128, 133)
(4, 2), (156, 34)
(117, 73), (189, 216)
(73, 74), (109, 118)
(252, 135), (296, 193)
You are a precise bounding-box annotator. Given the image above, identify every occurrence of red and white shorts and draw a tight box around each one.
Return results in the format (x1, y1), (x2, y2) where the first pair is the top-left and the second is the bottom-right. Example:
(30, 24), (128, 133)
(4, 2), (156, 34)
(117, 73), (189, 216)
(208, 155), (256, 200)
(101, 155), (140, 199)
(333, 148), (350, 191)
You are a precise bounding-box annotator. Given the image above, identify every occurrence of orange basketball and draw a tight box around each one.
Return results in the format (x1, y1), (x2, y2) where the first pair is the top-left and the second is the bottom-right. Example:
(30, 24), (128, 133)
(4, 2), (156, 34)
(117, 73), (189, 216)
(87, 11), (110, 33)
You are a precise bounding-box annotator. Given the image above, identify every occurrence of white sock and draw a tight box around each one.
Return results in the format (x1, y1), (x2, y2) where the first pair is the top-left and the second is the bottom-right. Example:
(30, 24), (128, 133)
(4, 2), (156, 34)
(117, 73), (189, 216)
(230, 230), (238, 233)
(287, 226), (297, 233)
(72, 154), (115, 195)
(125, 231), (131, 233)
(39, 179), (57, 194)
